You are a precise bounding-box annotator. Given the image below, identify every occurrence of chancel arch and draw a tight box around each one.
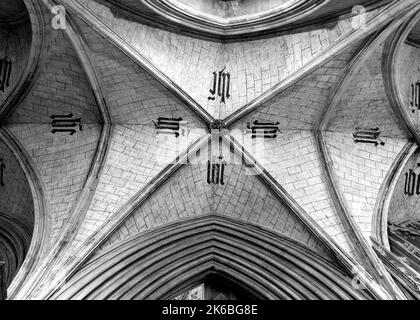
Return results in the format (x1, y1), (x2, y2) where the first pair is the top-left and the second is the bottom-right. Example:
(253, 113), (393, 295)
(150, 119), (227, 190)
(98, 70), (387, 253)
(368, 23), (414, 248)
(52, 216), (371, 300)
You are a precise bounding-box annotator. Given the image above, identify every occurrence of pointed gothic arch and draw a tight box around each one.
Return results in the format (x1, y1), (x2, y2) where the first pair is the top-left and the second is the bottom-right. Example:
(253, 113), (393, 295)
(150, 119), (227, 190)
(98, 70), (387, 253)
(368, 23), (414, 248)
(53, 215), (371, 300)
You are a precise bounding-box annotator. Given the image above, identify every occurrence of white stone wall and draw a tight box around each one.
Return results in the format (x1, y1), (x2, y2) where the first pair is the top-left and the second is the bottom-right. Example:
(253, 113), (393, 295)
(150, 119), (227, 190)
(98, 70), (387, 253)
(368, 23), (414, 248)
(73, 24), (208, 245)
(325, 132), (407, 240)
(7, 30), (101, 124)
(76, 0), (364, 119)
(7, 124), (101, 243)
(232, 43), (360, 130)
(229, 129), (356, 257)
(325, 38), (409, 242)
(100, 147), (334, 260)
(225, 45), (367, 258)
(6, 30), (103, 244)
(222, 18), (355, 118)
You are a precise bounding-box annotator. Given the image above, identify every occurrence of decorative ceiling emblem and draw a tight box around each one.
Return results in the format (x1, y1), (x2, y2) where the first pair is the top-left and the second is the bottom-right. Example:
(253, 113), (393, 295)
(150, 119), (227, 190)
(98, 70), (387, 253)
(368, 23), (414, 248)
(247, 120), (281, 139)
(50, 114), (83, 136)
(208, 66), (231, 104)
(353, 127), (385, 147)
(153, 117), (184, 137)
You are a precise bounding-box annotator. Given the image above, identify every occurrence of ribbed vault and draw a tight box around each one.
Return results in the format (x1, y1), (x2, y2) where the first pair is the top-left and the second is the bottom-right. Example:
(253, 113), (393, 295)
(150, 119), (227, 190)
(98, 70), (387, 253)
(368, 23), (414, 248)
(0, 0), (420, 301)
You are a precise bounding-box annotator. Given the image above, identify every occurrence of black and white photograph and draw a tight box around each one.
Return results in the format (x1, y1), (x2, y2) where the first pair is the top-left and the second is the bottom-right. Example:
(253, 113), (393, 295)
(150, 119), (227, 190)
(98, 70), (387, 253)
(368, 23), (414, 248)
(0, 0), (420, 309)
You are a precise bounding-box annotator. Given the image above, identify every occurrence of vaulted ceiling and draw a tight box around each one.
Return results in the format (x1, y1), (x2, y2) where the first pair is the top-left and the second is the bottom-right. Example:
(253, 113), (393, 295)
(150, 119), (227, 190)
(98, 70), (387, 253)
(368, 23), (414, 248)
(1, 0), (420, 300)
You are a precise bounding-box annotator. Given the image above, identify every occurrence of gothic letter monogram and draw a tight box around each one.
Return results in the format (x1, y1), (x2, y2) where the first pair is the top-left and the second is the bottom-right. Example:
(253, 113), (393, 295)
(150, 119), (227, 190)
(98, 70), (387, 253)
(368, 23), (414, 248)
(208, 67), (231, 104)
(51, 114), (83, 135)
(353, 127), (385, 146)
(247, 120), (281, 139)
(153, 117), (183, 137)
